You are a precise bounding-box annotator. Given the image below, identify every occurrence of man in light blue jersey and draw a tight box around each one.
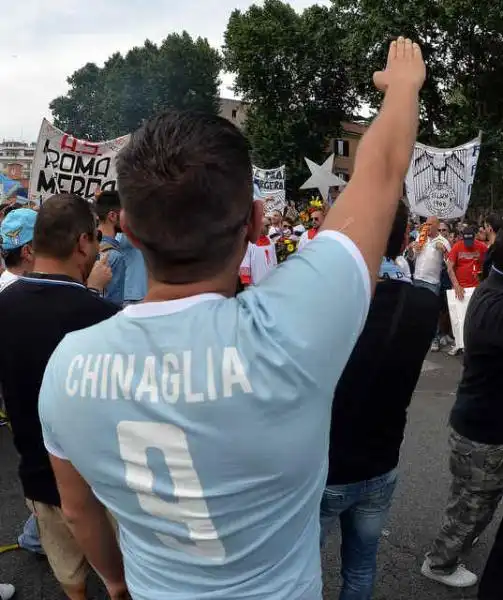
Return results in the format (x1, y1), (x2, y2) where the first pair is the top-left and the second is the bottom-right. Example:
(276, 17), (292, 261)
(39, 38), (425, 600)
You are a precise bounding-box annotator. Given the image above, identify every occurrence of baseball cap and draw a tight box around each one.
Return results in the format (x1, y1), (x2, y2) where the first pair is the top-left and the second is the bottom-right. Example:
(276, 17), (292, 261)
(0, 208), (37, 251)
(462, 228), (475, 246)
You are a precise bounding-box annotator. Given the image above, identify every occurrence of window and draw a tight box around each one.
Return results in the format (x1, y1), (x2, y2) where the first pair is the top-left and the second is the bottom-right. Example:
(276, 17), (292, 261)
(335, 172), (350, 182)
(335, 139), (350, 157)
(231, 109), (237, 119)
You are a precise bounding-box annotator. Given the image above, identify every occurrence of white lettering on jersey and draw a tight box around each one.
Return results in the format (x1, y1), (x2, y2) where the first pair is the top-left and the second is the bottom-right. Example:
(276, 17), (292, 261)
(66, 355), (84, 396)
(183, 351), (204, 403)
(65, 347), (253, 403)
(222, 347), (252, 398)
(80, 354), (102, 398)
(161, 354), (180, 403)
(117, 421), (226, 561)
(111, 355), (135, 400)
(136, 356), (159, 403)
(100, 354), (112, 397)
(206, 348), (217, 401)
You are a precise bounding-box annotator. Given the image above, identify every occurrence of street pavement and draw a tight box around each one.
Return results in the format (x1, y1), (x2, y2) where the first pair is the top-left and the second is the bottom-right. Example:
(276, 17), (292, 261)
(0, 351), (497, 599)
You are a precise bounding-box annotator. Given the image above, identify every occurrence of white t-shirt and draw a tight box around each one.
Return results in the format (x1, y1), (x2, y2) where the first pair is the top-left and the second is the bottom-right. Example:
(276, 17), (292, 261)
(240, 238), (278, 285)
(414, 235), (450, 285)
(0, 270), (18, 293)
(395, 255), (412, 280)
(297, 229), (318, 253)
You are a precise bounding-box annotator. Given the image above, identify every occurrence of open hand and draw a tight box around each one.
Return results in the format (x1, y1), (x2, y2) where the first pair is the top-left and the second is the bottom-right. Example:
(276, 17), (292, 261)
(373, 37), (426, 94)
(454, 283), (465, 301)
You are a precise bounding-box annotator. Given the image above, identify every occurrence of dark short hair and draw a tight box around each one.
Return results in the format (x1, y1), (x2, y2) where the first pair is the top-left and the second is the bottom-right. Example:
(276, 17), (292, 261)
(94, 191), (121, 222)
(117, 110), (253, 284)
(485, 214), (502, 234)
(385, 201), (409, 260)
(3, 243), (31, 268)
(2, 203), (22, 217)
(491, 230), (503, 271)
(34, 193), (97, 259)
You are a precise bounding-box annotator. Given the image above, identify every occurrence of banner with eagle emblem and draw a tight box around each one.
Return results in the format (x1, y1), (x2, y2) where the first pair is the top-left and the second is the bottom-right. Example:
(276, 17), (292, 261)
(405, 134), (482, 219)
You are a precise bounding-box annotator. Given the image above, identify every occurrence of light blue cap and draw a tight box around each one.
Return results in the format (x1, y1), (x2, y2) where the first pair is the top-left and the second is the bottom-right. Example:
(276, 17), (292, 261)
(0, 208), (37, 251)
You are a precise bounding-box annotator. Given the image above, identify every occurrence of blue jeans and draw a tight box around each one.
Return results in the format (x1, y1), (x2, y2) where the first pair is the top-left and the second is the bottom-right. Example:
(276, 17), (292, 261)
(320, 469), (398, 600)
(18, 514), (43, 554)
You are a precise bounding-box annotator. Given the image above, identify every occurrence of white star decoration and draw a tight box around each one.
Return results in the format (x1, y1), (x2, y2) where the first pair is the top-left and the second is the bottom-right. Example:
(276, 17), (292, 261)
(299, 154), (347, 201)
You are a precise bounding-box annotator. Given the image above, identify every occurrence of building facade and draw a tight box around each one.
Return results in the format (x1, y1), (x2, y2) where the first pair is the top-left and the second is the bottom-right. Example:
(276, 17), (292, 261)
(218, 98), (368, 179)
(0, 141), (36, 190)
(219, 98), (248, 129)
(331, 121), (368, 181)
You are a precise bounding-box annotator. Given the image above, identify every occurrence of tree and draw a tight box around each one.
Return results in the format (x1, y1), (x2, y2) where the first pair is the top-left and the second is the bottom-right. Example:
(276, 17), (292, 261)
(330, 0), (503, 209)
(50, 32), (222, 139)
(224, 0), (358, 200)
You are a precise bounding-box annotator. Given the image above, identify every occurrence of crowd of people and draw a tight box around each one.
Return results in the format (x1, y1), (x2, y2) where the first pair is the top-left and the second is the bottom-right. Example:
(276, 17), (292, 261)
(250, 205), (498, 361)
(0, 37), (501, 600)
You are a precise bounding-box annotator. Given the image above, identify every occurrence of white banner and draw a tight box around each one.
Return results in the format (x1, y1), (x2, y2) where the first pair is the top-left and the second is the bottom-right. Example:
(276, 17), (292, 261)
(29, 119), (130, 202)
(405, 135), (481, 219)
(447, 287), (475, 350)
(253, 165), (286, 215)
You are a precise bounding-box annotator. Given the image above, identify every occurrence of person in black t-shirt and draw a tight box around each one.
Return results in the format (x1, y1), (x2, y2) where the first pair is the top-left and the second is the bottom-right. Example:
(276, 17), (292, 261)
(320, 202), (439, 600)
(0, 193), (120, 600)
(423, 229), (503, 590)
(481, 214), (502, 281)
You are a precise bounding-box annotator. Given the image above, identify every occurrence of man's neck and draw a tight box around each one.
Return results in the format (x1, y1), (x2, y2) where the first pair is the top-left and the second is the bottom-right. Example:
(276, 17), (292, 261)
(489, 232), (496, 246)
(8, 264), (27, 276)
(33, 257), (84, 283)
(99, 223), (116, 239)
(144, 262), (242, 303)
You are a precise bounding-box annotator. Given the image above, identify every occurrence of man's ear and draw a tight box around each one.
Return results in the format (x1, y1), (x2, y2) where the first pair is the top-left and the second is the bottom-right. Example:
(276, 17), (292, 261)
(76, 232), (90, 257)
(247, 201), (264, 244)
(120, 210), (142, 248)
(21, 244), (33, 260)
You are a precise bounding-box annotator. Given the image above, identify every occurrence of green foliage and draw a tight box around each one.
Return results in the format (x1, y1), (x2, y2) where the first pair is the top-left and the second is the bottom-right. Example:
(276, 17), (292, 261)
(330, 0), (503, 210)
(224, 0), (358, 199)
(50, 32), (222, 139)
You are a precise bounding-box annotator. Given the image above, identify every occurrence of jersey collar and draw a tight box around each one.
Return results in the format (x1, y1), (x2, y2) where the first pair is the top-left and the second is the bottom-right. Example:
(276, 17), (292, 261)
(123, 293), (225, 318)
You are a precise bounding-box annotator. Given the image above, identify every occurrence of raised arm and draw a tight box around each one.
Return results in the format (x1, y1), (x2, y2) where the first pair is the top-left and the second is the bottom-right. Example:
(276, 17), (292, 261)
(322, 37), (426, 291)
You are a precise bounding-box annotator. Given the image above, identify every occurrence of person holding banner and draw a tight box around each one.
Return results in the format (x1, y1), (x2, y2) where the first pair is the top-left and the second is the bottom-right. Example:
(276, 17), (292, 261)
(446, 226), (487, 355)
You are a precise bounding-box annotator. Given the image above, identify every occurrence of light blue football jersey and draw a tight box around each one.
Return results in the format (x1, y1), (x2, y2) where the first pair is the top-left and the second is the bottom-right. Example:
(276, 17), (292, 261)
(40, 231), (370, 600)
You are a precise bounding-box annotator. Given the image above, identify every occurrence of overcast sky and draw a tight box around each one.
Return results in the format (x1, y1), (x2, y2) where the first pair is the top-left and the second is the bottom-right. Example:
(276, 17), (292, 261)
(1, 0), (329, 141)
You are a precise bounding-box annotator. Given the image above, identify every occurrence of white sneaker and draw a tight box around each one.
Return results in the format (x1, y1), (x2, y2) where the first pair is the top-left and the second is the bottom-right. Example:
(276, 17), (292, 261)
(448, 345), (461, 357)
(421, 558), (477, 588)
(0, 583), (15, 600)
(440, 335), (454, 347)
